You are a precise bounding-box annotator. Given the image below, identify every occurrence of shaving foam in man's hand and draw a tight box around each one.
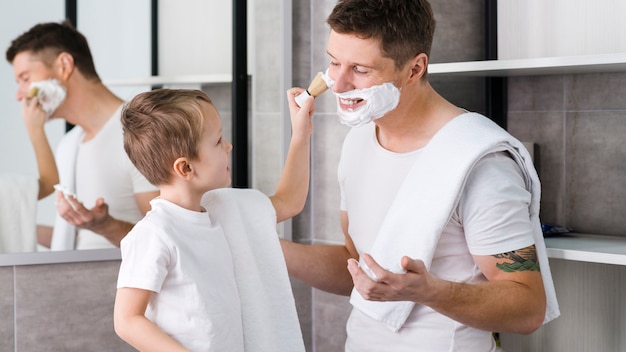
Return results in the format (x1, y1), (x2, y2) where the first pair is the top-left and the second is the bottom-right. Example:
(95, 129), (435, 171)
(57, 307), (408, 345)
(28, 79), (66, 117)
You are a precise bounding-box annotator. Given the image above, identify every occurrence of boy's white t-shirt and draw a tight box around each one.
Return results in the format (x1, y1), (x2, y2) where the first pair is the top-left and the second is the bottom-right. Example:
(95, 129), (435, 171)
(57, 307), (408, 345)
(117, 198), (244, 352)
(339, 122), (535, 352)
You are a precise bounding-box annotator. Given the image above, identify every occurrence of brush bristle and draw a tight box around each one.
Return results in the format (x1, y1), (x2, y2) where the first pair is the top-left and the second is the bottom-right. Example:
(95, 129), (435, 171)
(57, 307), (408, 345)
(27, 87), (39, 99)
(307, 72), (329, 97)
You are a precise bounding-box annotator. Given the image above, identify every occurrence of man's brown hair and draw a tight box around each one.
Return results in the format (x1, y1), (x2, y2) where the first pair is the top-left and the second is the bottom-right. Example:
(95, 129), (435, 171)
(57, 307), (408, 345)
(327, 0), (436, 70)
(121, 89), (213, 186)
(6, 20), (100, 81)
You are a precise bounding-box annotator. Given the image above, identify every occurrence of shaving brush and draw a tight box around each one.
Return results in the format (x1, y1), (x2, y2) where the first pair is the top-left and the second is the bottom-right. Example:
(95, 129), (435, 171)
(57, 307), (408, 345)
(295, 72), (329, 107)
(27, 87), (39, 99)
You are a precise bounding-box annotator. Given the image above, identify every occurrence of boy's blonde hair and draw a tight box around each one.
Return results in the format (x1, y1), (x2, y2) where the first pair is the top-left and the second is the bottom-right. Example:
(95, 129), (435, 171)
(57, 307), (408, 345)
(121, 89), (213, 186)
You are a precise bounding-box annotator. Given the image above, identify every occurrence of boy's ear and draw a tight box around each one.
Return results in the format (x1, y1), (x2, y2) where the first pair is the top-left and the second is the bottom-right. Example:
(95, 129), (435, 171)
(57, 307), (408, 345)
(173, 157), (193, 179)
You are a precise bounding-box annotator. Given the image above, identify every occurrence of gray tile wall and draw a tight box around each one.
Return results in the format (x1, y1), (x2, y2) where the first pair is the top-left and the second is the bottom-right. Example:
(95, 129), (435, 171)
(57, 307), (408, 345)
(507, 73), (626, 235)
(1, 260), (133, 352)
(0, 267), (14, 351)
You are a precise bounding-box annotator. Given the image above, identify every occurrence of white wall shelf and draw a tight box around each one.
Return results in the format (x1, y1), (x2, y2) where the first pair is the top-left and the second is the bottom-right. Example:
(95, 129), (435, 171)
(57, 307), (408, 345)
(545, 233), (626, 266)
(103, 74), (233, 87)
(428, 53), (626, 77)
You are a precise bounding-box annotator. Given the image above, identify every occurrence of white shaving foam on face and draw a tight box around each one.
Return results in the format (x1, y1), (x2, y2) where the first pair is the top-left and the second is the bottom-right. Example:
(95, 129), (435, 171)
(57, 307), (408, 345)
(321, 70), (401, 128)
(334, 83), (401, 127)
(29, 79), (66, 117)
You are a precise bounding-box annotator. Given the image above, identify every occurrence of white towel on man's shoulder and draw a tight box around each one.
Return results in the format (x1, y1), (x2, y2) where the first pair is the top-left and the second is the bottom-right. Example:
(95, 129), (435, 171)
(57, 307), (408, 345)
(350, 112), (560, 332)
(0, 174), (38, 253)
(201, 188), (305, 352)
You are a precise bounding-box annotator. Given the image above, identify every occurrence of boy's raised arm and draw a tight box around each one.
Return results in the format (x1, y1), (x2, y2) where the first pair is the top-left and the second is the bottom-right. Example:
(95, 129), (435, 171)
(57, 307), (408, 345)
(270, 88), (315, 223)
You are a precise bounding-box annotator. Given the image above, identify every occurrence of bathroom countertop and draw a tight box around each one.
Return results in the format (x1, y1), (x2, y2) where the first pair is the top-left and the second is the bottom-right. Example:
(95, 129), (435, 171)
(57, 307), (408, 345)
(3, 234), (623, 267)
(0, 248), (121, 267)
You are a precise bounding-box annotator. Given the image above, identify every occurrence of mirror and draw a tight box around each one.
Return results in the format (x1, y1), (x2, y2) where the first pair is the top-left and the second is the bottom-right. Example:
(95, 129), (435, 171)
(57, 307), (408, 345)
(0, 0), (66, 254)
(0, 0), (278, 258)
(0, 0), (154, 254)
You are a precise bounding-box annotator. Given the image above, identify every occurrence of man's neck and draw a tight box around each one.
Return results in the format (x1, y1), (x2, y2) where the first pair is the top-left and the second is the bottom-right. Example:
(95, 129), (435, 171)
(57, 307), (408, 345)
(68, 82), (124, 140)
(374, 86), (463, 152)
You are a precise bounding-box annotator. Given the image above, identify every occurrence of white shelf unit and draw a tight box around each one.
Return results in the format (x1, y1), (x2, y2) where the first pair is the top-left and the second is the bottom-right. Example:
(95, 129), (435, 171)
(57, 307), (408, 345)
(428, 53), (626, 76)
(103, 74), (233, 87)
(429, 53), (626, 266)
(545, 233), (626, 266)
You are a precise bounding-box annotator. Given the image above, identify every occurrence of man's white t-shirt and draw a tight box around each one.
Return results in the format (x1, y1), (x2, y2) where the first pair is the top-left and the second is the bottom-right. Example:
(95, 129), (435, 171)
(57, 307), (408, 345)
(117, 198), (244, 352)
(57, 105), (157, 249)
(339, 121), (535, 352)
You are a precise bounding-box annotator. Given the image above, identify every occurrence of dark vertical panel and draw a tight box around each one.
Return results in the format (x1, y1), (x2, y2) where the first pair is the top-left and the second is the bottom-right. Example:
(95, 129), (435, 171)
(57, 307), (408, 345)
(151, 0), (158, 76)
(232, 0), (248, 188)
(485, 0), (507, 129)
(65, 0), (77, 26)
(151, 0), (162, 90)
(65, 0), (77, 133)
(485, 0), (497, 60)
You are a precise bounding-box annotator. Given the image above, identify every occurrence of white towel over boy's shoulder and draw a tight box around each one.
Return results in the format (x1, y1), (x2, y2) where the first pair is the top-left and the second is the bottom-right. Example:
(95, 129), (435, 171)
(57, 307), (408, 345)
(350, 112), (560, 332)
(201, 188), (305, 352)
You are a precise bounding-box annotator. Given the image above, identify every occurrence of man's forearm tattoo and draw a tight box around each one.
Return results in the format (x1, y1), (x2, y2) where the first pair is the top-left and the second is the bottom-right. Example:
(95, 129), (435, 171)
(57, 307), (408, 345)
(493, 245), (540, 272)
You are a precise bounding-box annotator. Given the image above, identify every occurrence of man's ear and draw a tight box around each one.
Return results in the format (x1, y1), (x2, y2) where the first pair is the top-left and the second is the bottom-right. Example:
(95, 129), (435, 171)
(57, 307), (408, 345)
(173, 157), (193, 179)
(55, 52), (75, 81)
(407, 53), (428, 82)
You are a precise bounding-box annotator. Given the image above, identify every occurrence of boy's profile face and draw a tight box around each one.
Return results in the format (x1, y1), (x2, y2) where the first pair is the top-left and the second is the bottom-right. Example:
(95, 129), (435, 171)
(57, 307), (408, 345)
(190, 102), (233, 191)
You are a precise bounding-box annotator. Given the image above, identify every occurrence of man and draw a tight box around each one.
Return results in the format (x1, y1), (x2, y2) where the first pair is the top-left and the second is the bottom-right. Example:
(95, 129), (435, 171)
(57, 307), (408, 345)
(6, 21), (159, 250)
(280, 1), (559, 351)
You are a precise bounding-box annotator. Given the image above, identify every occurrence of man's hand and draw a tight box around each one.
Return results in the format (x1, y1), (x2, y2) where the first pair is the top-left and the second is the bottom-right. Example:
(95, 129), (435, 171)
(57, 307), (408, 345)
(22, 95), (47, 133)
(55, 190), (133, 247)
(347, 253), (441, 304)
(55, 191), (110, 232)
(23, 97), (58, 198)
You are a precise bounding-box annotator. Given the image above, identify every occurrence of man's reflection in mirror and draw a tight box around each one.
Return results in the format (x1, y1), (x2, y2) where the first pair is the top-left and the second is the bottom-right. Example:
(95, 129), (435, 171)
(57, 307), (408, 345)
(6, 21), (159, 250)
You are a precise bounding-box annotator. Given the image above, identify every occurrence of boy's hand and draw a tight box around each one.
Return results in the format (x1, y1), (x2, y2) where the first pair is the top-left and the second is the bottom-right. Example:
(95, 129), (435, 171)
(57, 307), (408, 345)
(287, 87), (314, 139)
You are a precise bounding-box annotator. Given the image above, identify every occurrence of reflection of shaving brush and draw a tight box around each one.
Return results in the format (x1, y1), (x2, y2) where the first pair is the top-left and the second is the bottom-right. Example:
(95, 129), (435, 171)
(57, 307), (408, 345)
(295, 72), (329, 107)
(27, 87), (39, 99)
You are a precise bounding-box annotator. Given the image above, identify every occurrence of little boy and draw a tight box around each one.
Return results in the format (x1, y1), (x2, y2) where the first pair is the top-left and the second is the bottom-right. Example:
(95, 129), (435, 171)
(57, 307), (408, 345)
(114, 88), (313, 351)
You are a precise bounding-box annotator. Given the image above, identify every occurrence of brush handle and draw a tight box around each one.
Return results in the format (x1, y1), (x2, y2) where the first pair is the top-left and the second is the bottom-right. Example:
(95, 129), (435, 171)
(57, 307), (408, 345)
(294, 90), (312, 107)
